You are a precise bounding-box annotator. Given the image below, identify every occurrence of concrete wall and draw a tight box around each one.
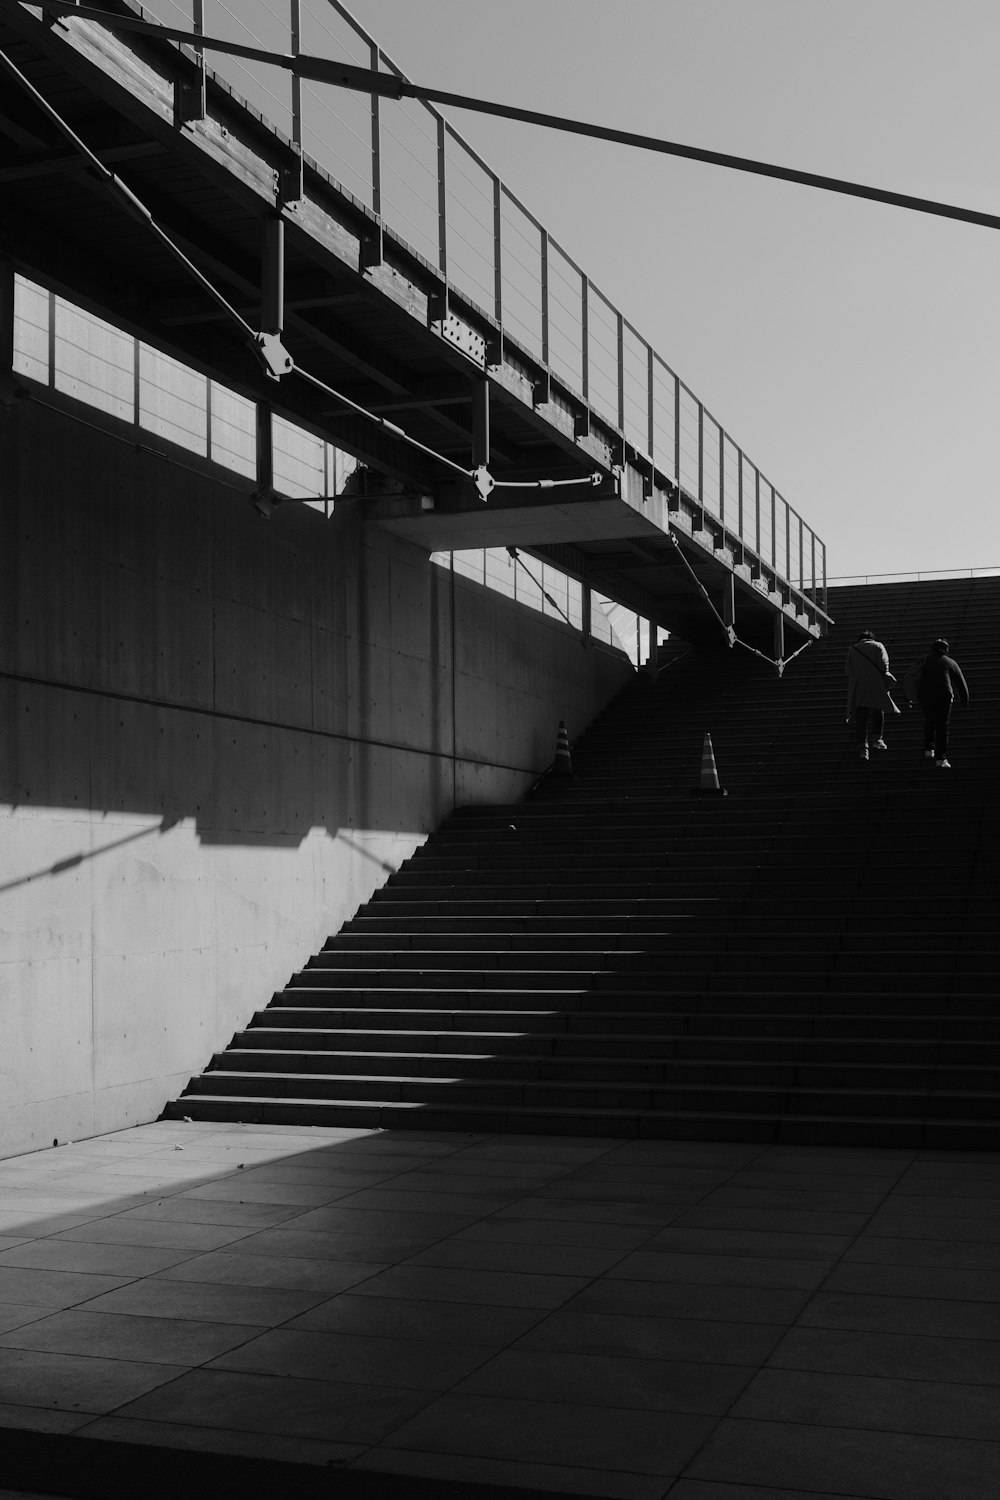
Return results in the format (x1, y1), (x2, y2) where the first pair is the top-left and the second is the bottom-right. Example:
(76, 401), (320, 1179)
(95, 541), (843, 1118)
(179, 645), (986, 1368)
(0, 399), (632, 1157)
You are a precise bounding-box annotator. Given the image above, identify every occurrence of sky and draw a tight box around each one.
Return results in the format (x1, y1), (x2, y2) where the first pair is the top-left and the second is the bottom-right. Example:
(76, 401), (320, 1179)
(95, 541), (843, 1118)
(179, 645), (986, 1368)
(335, 0), (1000, 582)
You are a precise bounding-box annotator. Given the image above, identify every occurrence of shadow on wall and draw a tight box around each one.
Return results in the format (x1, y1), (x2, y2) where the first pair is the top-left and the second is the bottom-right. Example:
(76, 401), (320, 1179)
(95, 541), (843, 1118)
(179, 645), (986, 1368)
(0, 816), (181, 895)
(0, 817), (415, 899)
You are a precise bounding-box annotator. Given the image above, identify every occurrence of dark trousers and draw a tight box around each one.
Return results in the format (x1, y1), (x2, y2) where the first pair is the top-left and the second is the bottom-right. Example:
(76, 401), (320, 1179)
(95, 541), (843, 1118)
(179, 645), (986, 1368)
(853, 707), (885, 745)
(922, 697), (952, 759)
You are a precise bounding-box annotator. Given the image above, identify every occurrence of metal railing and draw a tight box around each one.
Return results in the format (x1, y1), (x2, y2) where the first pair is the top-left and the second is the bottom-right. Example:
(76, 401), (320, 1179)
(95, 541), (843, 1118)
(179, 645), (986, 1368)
(137, 0), (828, 607)
(829, 567), (1000, 586)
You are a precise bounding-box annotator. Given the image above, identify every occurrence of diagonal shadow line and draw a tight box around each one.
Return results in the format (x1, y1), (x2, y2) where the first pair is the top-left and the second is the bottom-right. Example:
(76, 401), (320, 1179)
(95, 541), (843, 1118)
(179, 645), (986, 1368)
(0, 815), (180, 895)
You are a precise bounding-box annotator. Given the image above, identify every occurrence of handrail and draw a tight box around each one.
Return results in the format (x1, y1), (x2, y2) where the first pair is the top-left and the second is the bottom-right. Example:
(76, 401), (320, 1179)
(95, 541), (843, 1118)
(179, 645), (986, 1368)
(829, 568), (1000, 586)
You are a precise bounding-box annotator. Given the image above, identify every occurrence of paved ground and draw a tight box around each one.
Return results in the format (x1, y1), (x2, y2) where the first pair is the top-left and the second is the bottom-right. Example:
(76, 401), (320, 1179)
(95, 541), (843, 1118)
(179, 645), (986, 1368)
(2, 1122), (1000, 1499)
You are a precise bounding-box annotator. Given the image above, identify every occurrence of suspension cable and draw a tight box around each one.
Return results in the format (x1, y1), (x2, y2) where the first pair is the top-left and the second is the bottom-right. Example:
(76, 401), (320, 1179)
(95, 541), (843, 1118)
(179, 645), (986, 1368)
(293, 366), (473, 482)
(667, 532), (813, 676)
(0, 41), (256, 339)
(505, 546), (575, 629)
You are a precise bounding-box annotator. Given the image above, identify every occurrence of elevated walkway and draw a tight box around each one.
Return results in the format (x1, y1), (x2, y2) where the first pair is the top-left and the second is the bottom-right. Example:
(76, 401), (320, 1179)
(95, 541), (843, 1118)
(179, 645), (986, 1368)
(168, 575), (1000, 1147)
(0, 0), (828, 649)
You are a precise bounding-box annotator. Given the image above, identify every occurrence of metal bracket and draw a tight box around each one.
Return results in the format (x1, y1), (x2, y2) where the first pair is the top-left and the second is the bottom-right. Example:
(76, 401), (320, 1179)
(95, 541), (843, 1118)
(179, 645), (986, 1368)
(253, 332), (293, 381)
(277, 149), (304, 207)
(532, 372), (550, 408)
(573, 408), (591, 440)
(431, 305), (487, 367)
(176, 70), (206, 126)
(360, 224), (383, 271)
(472, 465), (495, 501)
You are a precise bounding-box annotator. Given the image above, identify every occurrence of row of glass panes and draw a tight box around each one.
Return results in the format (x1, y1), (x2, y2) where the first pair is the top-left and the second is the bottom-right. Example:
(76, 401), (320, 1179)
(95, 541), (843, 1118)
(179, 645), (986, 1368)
(431, 549), (649, 657)
(10, 274), (357, 513)
(12, 273), (630, 651)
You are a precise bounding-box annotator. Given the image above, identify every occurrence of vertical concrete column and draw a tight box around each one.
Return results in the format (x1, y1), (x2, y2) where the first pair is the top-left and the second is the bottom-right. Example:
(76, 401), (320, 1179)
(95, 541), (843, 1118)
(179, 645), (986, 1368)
(254, 400), (274, 514)
(0, 256), (15, 408)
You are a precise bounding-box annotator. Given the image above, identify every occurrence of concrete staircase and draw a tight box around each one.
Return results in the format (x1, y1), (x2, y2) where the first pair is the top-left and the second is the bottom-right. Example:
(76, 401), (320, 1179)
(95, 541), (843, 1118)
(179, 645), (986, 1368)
(166, 577), (1000, 1147)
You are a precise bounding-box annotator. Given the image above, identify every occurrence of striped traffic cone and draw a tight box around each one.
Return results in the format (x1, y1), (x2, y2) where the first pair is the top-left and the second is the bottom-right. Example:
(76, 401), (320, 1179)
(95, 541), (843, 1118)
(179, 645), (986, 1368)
(554, 720), (573, 776)
(693, 731), (727, 796)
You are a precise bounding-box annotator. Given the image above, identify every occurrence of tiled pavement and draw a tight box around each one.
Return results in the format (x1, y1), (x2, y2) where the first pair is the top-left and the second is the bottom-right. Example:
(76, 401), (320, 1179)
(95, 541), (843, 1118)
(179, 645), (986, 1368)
(2, 1124), (1000, 1499)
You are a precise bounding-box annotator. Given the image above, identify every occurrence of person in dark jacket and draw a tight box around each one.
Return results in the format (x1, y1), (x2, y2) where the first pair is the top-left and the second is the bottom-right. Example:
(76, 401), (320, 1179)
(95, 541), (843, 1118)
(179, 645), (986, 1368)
(845, 629), (899, 761)
(916, 638), (970, 769)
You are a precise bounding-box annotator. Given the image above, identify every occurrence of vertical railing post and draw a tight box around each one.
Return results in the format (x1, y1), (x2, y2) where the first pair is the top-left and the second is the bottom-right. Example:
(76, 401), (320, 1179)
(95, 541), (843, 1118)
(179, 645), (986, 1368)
(811, 531), (817, 601)
(770, 485), (776, 568)
(540, 230), (549, 366)
(737, 449), (744, 542)
(754, 468), (761, 555)
(673, 376), (680, 492)
(798, 515), (804, 591)
(718, 425), (725, 527)
(288, 0), (301, 153)
(436, 116), (447, 278)
(646, 345), (654, 464)
(616, 310), (624, 433)
(176, 0), (206, 123)
(580, 278), (589, 404)
(697, 401), (704, 523)
(370, 41), (381, 217)
(785, 501), (791, 585)
(492, 175), (502, 326)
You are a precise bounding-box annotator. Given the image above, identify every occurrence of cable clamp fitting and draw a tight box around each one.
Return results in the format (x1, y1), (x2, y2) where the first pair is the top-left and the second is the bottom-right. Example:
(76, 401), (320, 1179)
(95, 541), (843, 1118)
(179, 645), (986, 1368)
(472, 465), (495, 501)
(254, 332), (294, 382)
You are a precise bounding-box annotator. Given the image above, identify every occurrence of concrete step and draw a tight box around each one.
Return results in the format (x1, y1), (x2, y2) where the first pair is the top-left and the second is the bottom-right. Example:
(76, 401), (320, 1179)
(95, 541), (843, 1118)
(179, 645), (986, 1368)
(180, 1070), (1000, 1122)
(208, 1049), (1000, 1095)
(231, 1031), (1000, 1073)
(167, 1094), (1000, 1150)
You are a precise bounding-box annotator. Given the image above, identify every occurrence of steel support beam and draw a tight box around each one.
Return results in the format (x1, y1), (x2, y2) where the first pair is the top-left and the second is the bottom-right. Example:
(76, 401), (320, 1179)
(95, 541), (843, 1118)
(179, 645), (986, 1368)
(722, 571), (736, 646)
(471, 376), (489, 469)
(261, 217), (284, 336)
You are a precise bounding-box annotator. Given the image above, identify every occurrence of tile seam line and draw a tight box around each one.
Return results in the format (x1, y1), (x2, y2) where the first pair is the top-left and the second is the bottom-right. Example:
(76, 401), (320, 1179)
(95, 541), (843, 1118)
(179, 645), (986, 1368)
(655, 1146), (921, 1490)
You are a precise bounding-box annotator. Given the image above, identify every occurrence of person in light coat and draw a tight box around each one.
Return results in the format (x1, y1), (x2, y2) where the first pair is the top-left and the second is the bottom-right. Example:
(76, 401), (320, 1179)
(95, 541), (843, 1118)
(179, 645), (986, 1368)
(845, 629), (899, 761)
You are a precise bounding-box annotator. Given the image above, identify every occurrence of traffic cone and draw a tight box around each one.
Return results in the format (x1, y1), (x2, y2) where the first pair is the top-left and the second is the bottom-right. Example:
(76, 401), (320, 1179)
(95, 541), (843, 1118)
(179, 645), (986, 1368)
(693, 731), (727, 796)
(553, 720), (573, 776)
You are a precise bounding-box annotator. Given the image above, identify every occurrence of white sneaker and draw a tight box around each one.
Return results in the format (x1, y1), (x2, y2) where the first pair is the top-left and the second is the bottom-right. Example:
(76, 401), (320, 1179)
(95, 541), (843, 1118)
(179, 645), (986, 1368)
(935, 758), (951, 769)
(871, 739), (888, 751)
(923, 750), (935, 760)
(859, 745), (869, 761)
